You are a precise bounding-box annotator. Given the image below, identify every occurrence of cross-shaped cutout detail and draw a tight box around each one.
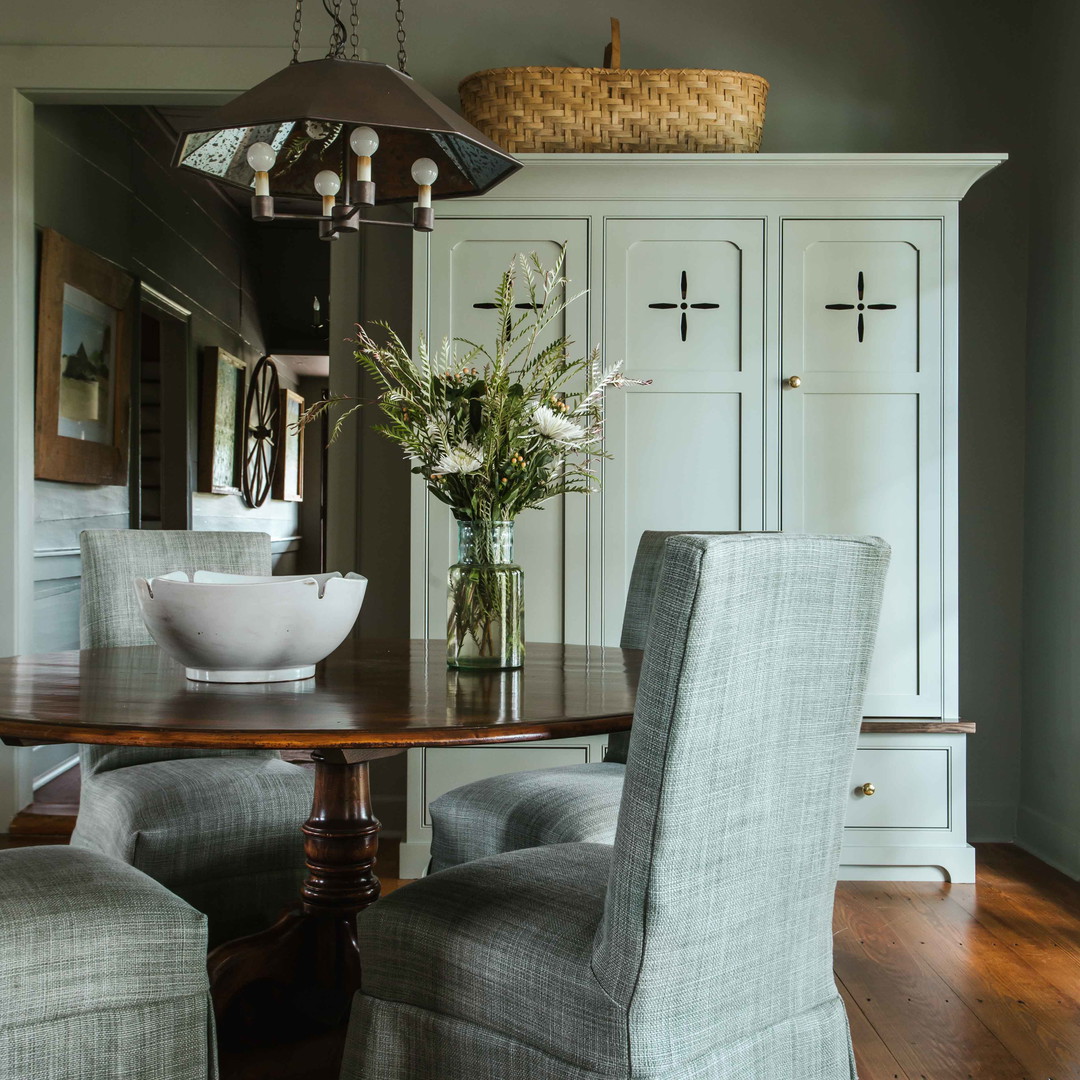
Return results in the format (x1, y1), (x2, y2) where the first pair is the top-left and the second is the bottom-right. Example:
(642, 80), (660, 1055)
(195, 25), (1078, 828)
(648, 270), (720, 342)
(824, 271), (897, 343)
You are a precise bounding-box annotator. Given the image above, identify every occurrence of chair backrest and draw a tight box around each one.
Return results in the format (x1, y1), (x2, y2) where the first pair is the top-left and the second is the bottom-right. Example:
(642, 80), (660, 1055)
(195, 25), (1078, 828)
(80, 529), (272, 648)
(608, 531), (730, 763)
(593, 533), (889, 1071)
(78, 529), (272, 773)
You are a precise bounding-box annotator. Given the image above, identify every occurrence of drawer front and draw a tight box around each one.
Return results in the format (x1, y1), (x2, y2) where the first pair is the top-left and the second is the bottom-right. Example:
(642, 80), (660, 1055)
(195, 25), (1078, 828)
(421, 742), (595, 828)
(845, 747), (950, 830)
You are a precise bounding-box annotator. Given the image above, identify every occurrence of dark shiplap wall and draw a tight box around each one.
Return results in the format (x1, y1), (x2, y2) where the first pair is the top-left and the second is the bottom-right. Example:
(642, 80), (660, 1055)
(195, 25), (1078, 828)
(33, 105), (300, 652)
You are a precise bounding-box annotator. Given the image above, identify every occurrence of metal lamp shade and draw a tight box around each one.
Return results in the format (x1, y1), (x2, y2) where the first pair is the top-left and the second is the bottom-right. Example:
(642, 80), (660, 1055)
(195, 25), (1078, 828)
(173, 59), (521, 204)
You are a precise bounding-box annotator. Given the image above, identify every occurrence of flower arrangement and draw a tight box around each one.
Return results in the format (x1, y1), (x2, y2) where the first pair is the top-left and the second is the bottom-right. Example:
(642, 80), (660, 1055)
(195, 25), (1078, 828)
(303, 249), (644, 666)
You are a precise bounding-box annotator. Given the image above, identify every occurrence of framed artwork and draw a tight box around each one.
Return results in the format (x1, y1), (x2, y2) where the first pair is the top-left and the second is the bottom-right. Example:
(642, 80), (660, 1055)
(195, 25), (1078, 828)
(34, 229), (134, 484)
(198, 346), (246, 494)
(274, 388), (305, 502)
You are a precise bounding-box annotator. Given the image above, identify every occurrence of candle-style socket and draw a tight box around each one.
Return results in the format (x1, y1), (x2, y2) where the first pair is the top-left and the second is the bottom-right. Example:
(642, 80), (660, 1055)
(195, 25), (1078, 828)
(332, 204), (360, 233)
(250, 195), (275, 222)
(318, 220), (340, 242)
(413, 206), (434, 232)
(355, 180), (375, 206)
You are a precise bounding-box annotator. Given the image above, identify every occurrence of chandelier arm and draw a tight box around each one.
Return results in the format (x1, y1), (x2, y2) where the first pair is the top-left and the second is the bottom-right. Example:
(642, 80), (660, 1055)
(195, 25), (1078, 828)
(291, 0), (304, 63)
(395, 0), (408, 73)
(269, 209), (414, 229)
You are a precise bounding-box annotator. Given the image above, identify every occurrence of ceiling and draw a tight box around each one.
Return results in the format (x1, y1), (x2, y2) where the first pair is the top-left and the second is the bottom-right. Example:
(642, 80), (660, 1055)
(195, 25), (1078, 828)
(274, 354), (330, 378)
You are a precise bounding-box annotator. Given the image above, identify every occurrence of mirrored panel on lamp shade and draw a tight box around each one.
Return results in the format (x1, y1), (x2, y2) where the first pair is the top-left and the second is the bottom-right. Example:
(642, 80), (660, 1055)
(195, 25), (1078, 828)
(176, 122), (507, 203)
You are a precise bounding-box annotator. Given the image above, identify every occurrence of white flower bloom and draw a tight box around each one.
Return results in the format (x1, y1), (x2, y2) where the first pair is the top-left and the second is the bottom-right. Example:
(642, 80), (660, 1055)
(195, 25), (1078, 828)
(435, 444), (484, 475)
(532, 405), (586, 444)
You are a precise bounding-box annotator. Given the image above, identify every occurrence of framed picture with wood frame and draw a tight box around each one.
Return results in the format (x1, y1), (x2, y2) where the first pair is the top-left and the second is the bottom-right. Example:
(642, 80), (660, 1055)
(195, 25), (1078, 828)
(274, 388), (305, 502)
(34, 228), (134, 484)
(198, 346), (246, 494)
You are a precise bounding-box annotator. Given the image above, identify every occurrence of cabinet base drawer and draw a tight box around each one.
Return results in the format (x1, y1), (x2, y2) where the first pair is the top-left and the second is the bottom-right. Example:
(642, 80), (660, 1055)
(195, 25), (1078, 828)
(846, 746), (950, 830)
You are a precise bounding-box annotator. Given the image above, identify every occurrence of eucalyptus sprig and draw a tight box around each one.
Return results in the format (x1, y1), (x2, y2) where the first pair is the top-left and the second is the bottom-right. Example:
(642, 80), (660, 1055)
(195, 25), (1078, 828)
(299, 249), (647, 522)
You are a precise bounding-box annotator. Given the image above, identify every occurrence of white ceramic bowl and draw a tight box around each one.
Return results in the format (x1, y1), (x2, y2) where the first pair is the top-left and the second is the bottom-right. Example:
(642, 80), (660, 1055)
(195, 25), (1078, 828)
(135, 571), (368, 683)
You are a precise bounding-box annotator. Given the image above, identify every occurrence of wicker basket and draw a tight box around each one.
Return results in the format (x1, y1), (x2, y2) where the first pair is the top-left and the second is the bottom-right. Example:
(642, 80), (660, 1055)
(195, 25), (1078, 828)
(459, 19), (768, 154)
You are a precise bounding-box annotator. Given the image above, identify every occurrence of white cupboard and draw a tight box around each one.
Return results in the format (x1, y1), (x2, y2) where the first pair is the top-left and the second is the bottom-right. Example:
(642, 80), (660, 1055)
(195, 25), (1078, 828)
(400, 154), (1004, 881)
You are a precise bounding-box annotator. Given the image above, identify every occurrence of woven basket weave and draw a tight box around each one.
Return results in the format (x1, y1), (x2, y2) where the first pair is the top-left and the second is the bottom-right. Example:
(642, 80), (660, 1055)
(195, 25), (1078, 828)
(459, 19), (768, 154)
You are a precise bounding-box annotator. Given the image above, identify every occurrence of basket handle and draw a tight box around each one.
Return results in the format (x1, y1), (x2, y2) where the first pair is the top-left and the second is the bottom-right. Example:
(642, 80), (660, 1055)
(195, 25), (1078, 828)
(603, 17), (621, 68)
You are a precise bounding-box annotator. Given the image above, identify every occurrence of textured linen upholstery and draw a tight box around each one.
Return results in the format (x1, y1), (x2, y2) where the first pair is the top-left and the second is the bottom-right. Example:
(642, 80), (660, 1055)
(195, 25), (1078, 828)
(608, 531), (730, 762)
(71, 529), (314, 945)
(430, 763), (626, 871)
(341, 533), (889, 1080)
(428, 530), (727, 872)
(0, 846), (216, 1080)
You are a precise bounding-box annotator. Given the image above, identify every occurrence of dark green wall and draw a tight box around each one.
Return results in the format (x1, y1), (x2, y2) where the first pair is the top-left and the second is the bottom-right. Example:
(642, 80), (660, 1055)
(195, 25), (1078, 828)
(1020, 0), (1080, 878)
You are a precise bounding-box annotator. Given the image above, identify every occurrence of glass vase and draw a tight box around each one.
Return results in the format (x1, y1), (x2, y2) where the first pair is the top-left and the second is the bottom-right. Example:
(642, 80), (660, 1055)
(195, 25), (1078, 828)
(447, 520), (524, 670)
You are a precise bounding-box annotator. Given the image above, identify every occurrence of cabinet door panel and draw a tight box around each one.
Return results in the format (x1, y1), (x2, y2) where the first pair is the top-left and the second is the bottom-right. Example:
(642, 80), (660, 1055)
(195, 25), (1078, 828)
(802, 392), (920, 697)
(803, 241), (919, 373)
(624, 239), (744, 375)
(782, 220), (943, 717)
(624, 392), (743, 547)
(414, 219), (590, 645)
(602, 219), (765, 644)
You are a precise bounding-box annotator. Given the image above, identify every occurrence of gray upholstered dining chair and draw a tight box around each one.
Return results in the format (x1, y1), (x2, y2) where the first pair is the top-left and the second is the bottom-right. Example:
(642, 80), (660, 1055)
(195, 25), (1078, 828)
(429, 530), (725, 872)
(70, 529), (314, 946)
(0, 846), (216, 1080)
(339, 533), (890, 1080)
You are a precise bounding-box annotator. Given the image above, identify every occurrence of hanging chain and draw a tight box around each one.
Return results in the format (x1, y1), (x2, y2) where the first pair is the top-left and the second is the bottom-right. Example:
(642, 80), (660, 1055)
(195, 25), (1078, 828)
(291, 0), (304, 63)
(324, 0), (347, 58)
(349, 0), (360, 59)
(395, 0), (408, 72)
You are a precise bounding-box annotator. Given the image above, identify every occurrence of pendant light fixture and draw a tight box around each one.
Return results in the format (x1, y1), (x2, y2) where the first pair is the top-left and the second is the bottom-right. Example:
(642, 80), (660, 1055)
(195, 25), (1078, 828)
(172, 0), (521, 239)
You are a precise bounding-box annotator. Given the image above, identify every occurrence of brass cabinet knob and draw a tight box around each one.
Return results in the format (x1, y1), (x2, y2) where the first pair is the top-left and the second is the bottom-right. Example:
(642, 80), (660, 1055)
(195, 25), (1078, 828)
(860, 782), (876, 797)
(786, 375), (802, 388)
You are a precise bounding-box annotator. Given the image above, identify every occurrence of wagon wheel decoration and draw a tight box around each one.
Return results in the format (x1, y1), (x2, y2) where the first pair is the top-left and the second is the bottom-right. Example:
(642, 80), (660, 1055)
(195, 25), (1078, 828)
(241, 355), (281, 508)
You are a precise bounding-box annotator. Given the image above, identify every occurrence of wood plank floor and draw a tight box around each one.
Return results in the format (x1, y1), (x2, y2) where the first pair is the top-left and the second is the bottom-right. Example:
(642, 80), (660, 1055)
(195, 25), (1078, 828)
(4, 780), (1077, 1079)
(835, 844), (1080, 1080)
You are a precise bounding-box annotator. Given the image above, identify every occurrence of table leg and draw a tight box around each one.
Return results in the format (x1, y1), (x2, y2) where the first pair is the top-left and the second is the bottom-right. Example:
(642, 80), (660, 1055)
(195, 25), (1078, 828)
(207, 747), (401, 1080)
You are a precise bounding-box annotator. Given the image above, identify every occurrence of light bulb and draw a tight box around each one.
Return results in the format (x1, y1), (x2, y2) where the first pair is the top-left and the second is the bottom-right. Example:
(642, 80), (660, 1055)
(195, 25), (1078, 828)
(411, 158), (439, 187)
(314, 170), (341, 217)
(314, 170), (342, 197)
(349, 126), (380, 158)
(351, 126), (379, 185)
(247, 142), (276, 197)
(246, 142), (277, 172)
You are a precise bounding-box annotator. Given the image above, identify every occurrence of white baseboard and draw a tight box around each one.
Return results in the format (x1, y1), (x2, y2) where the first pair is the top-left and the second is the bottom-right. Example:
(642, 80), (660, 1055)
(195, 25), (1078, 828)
(31, 753), (79, 791)
(967, 800), (1017, 842)
(838, 843), (976, 883)
(1016, 804), (1080, 881)
(838, 864), (948, 882)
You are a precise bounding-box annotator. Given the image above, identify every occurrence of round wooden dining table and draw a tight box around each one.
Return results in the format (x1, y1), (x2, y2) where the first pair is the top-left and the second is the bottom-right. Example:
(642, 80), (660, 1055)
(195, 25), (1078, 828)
(0, 637), (640, 1080)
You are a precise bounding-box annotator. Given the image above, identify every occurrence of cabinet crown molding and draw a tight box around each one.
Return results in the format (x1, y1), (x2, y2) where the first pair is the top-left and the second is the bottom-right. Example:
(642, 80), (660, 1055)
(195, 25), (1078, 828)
(470, 153), (1007, 203)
